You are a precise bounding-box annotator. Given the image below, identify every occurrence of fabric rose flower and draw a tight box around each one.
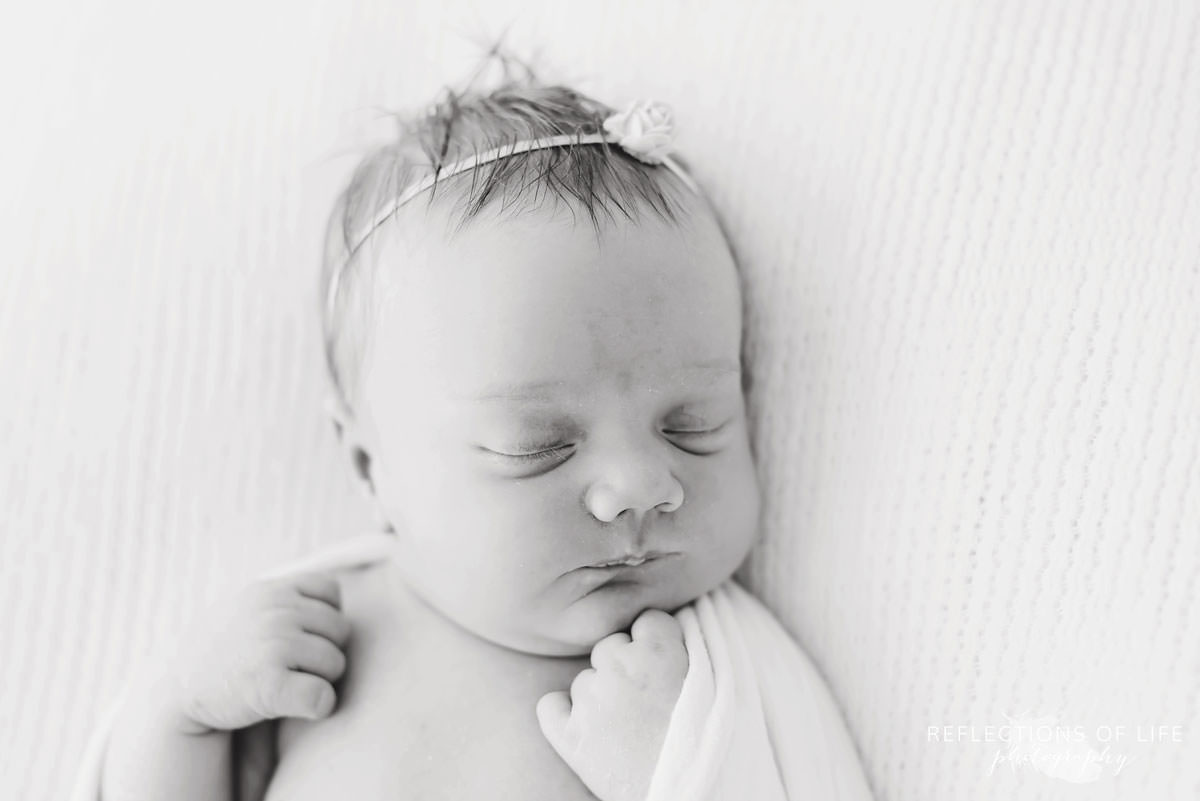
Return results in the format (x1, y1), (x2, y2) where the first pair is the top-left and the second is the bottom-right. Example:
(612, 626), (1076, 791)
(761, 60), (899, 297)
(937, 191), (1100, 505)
(602, 100), (676, 165)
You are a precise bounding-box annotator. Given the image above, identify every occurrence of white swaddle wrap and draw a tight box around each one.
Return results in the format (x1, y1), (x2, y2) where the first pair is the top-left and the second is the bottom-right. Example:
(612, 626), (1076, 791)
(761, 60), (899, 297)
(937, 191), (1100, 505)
(71, 533), (874, 801)
(651, 581), (874, 800)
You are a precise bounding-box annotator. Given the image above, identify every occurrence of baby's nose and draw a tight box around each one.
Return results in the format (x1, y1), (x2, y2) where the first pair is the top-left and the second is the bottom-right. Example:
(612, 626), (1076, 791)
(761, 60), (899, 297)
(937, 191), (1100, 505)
(583, 446), (685, 524)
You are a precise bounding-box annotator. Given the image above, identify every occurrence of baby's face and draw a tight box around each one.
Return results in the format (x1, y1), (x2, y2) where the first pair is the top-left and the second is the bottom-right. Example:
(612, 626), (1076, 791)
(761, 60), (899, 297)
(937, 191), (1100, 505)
(350, 195), (760, 656)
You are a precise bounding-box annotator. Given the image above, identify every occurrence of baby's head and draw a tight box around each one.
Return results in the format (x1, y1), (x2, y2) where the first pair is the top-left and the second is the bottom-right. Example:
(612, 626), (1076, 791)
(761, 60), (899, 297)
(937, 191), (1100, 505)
(320, 61), (760, 657)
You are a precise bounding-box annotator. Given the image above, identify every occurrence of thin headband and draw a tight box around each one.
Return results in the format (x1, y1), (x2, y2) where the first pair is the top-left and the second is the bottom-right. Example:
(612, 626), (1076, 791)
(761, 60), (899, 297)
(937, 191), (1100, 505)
(325, 100), (699, 325)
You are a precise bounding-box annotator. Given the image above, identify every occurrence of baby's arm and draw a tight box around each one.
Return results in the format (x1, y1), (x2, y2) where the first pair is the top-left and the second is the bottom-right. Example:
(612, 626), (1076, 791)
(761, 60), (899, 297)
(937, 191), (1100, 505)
(99, 573), (351, 801)
(100, 670), (235, 801)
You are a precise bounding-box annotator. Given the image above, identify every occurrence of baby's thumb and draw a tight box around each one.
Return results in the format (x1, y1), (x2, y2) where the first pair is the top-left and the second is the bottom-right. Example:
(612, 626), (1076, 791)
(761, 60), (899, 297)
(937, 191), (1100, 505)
(535, 691), (574, 757)
(271, 672), (336, 720)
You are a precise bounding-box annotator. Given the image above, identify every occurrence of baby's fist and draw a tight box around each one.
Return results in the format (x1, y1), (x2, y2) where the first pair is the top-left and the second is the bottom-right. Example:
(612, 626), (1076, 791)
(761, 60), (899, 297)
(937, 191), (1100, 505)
(537, 609), (688, 801)
(160, 571), (352, 734)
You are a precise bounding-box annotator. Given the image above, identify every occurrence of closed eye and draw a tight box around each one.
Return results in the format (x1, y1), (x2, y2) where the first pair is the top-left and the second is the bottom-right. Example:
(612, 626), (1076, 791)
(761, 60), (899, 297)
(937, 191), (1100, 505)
(662, 420), (730, 437)
(662, 421), (731, 454)
(483, 442), (576, 466)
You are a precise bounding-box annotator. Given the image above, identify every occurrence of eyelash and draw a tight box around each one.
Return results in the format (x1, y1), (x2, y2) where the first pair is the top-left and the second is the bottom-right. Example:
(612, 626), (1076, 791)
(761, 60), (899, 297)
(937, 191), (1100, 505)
(663, 421), (729, 437)
(493, 443), (576, 464)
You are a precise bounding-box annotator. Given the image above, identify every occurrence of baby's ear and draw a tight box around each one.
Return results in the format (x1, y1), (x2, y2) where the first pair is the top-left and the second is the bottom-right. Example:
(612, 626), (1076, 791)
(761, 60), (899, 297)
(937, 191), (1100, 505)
(324, 394), (375, 490)
(324, 394), (352, 441)
(324, 394), (396, 534)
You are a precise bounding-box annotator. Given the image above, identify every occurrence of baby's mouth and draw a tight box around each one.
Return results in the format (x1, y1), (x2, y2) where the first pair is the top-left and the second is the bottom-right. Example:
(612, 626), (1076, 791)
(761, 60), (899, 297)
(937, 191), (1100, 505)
(583, 551), (675, 569)
(567, 552), (682, 597)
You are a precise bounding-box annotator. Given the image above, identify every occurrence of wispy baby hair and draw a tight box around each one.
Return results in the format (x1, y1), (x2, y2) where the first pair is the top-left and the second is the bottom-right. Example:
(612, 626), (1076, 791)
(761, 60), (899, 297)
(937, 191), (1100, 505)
(320, 50), (696, 417)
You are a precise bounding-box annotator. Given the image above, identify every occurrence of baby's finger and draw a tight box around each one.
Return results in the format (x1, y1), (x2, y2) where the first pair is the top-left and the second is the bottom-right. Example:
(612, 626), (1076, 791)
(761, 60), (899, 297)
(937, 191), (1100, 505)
(259, 670), (336, 721)
(290, 572), (342, 610)
(630, 608), (682, 644)
(569, 667), (596, 700)
(535, 691), (575, 757)
(590, 631), (631, 670)
(294, 596), (353, 647)
(283, 633), (347, 682)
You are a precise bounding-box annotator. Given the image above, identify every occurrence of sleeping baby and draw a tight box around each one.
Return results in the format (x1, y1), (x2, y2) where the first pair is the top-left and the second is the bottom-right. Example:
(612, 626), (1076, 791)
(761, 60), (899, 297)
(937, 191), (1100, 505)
(93, 58), (873, 801)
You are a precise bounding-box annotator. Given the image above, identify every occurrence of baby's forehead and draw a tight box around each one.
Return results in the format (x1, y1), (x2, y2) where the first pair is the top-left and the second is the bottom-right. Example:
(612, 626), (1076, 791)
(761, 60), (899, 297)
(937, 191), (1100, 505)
(359, 205), (742, 405)
(365, 209), (732, 346)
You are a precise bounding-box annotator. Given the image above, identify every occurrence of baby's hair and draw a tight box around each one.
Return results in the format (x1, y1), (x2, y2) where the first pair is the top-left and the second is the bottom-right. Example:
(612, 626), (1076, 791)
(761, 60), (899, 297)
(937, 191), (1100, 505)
(320, 48), (697, 418)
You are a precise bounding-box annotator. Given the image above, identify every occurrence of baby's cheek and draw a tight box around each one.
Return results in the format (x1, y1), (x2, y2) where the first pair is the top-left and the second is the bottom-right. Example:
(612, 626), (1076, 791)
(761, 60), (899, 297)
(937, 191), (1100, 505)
(680, 452), (760, 574)
(725, 449), (763, 560)
(442, 474), (572, 571)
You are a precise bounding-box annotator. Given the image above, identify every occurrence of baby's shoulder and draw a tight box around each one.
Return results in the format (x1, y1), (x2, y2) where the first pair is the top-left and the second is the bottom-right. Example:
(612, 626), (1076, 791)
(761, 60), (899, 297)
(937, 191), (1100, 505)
(272, 558), (392, 751)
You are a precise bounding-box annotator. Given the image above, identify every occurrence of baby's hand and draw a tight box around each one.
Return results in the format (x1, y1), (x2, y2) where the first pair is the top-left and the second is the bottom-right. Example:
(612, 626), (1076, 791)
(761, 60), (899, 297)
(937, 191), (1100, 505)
(536, 609), (689, 801)
(155, 572), (352, 735)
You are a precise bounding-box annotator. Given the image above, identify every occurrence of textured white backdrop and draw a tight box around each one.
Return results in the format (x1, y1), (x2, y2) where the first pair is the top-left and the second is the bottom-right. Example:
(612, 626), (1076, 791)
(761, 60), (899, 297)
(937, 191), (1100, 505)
(1, 1), (1198, 799)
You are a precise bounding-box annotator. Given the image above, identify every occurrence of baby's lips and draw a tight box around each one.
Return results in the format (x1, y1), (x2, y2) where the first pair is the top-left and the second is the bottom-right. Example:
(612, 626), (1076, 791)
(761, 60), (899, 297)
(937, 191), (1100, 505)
(569, 553), (682, 592)
(582, 550), (679, 569)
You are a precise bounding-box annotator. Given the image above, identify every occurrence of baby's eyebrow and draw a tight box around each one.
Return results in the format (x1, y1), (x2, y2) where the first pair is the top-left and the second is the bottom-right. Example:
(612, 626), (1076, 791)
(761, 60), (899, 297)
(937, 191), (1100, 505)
(468, 380), (570, 403)
(465, 359), (740, 404)
(681, 358), (741, 375)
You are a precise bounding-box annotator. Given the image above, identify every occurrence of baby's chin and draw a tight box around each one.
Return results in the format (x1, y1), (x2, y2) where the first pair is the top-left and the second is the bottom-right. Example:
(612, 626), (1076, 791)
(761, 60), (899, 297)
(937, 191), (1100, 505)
(464, 580), (698, 658)
(447, 559), (744, 657)
(543, 576), (707, 655)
